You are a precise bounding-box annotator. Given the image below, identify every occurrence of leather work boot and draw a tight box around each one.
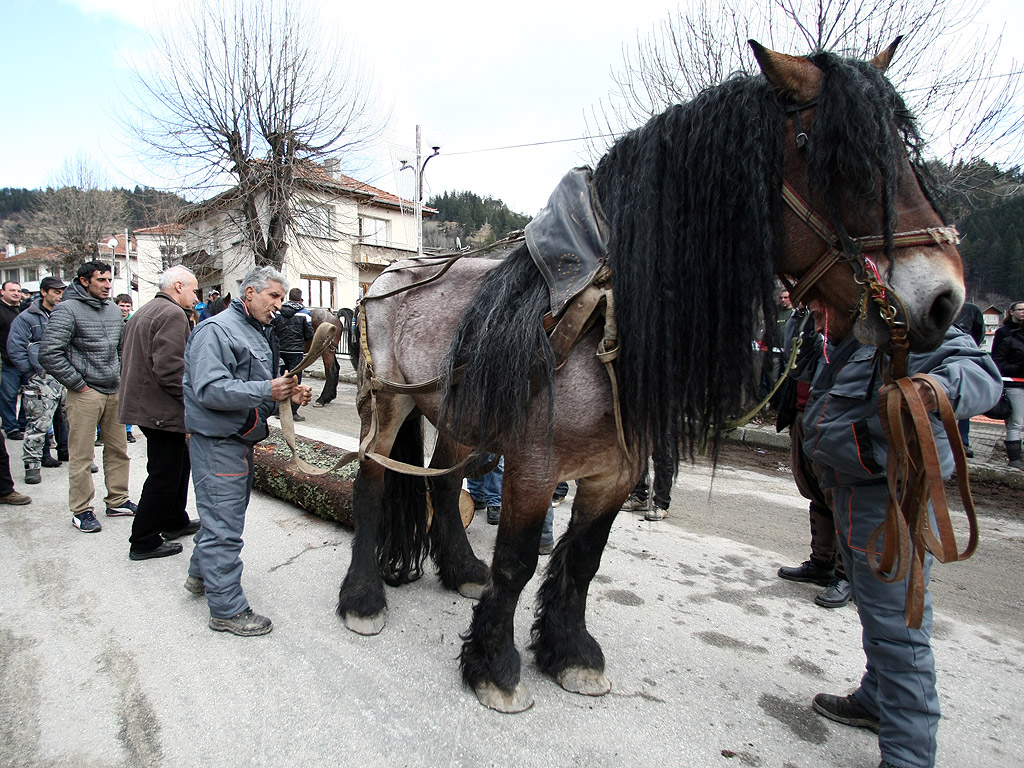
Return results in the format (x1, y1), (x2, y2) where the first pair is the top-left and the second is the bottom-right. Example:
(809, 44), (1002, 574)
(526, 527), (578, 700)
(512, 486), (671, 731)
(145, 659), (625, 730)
(486, 506), (501, 525)
(24, 466), (41, 484)
(209, 608), (273, 636)
(812, 692), (880, 733)
(1006, 440), (1024, 470)
(184, 575), (206, 595)
(778, 558), (834, 586)
(41, 451), (62, 468)
(814, 576), (852, 608)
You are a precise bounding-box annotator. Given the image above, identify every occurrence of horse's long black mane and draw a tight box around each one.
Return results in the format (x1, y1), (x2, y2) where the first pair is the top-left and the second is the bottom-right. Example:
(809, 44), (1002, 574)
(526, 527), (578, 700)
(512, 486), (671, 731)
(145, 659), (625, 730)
(440, 51), (924, 465)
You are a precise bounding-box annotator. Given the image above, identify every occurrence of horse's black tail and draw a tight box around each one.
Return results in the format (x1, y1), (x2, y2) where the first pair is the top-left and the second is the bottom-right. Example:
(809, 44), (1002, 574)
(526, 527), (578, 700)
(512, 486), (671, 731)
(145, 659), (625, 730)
(378, 415), (429, 586)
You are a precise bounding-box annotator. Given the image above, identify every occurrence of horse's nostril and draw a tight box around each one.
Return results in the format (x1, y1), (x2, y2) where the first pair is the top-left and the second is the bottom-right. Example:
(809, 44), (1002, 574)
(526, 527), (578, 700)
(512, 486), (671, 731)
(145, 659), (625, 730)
(929, 290), (959, 331)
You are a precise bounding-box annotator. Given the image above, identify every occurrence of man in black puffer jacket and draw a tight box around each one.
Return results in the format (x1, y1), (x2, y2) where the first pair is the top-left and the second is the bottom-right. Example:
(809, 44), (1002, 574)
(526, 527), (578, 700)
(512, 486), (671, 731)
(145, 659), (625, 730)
(270, 288), (313, 421)
(40, 261), (135, 534)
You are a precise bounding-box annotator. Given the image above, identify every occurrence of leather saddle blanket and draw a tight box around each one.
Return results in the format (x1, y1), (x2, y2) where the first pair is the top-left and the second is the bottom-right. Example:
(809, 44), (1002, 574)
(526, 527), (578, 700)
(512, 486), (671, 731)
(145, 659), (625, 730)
(526, 167), (609, 316)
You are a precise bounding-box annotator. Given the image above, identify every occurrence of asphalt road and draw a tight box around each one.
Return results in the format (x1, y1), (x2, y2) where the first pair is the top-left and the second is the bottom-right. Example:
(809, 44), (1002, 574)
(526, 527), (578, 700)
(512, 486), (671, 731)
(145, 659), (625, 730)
(1, 381), (1022, 767)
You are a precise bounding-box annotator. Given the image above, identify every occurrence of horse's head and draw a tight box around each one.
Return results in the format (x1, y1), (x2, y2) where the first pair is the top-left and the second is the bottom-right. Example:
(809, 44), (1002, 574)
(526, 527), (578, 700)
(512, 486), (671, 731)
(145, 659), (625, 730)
(751, 39), (964, 351)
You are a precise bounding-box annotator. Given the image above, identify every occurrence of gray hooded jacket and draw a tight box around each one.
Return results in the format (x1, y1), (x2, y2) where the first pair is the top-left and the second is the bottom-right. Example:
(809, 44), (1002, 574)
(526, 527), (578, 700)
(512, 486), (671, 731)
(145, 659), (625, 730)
(39, 280), (124, 394)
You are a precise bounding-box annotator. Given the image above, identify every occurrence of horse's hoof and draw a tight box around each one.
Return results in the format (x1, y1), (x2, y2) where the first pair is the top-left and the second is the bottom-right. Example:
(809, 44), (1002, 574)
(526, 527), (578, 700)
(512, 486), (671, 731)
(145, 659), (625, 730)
(557, 667), (611, 697)
(457, 582), (486, 600)
(473, 682), (534, 713)
(343, 611), (386, 636)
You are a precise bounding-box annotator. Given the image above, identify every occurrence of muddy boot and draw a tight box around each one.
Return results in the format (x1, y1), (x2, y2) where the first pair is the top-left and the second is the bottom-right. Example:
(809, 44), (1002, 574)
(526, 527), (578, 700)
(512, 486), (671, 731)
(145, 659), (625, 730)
(1006, 440), (1024, 470)
(41, 447), (61, 468)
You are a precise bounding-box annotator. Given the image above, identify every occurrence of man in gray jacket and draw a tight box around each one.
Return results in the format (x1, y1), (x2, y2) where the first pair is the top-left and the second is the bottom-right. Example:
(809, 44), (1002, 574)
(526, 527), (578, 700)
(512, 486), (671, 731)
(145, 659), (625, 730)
(183, 266), (311, 636)
(40, 261), (135, 534)
(803, 326), (1001, 768)
(119, 266), (201, 561)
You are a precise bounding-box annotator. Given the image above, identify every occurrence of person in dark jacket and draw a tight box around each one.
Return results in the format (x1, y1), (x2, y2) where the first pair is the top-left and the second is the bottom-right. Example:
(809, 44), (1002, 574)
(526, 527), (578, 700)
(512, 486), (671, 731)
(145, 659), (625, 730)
(6, 276), (67, 483)
(804, 327), (1001, 768)
(990, 300), (1024, 469)
(270, 288), (314, 421)
(119, 266), (202, 561)
(0, 279), (27, 439)
(182, 266), (311, 636)
(39, 261), (135, 534)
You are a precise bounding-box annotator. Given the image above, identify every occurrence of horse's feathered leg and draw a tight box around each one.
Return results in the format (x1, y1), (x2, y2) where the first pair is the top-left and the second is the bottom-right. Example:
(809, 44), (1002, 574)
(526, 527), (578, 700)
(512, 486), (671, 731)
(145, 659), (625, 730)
(529, 475), (635, 696)
(426, 435), (489, 597)
(316, 350), (340, 405)
(460, 467), (550, 713)
(337, 392), (418, 635)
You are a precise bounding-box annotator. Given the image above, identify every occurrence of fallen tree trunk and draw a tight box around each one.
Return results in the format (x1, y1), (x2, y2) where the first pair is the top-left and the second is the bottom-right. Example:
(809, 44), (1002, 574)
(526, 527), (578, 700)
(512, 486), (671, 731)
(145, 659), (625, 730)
(252, 428), (356, 528)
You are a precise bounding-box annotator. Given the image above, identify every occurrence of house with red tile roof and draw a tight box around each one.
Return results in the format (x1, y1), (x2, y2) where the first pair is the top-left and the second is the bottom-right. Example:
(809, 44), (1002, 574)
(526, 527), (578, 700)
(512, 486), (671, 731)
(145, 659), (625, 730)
(0, 246), (63, 290)
(180, 159), (435, 309)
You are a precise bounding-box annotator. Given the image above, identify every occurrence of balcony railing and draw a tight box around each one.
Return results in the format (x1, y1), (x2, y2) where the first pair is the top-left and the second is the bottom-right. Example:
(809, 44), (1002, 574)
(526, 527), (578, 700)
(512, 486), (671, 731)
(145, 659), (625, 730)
(352, 242), (415, 267)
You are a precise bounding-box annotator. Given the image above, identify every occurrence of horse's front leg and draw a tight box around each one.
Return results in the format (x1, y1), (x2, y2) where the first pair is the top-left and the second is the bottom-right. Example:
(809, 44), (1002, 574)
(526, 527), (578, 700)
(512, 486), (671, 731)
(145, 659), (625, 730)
(529, 475), (633, 697)
(427, 435), (489, 598)
(460, 473), (549, 713)
(337, 459), (388, 635)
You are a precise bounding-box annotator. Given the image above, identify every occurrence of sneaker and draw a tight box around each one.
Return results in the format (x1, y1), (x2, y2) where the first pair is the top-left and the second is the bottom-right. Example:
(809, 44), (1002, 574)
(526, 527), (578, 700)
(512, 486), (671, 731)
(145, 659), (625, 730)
(72, 511), (102, 533)
(778, 559), (834, 586)
(24, 467), (41, 484)
(184, 575), (206, 595)
(620, 493), (646, 511)
(162, 519), (201, 540)
(129, 540), (183, 560)
(551, 493), (567, 508)
(106, 500), (138, 517)
(126, 432), (136, 443)
(815, 576), (852, 608)
(486, 505), (501, 525)
(0, 491), (31, 505)
(6, 430), (24, 441)
(645, 504), (668, 521)
(209, 608), (273, 636)
(812, 692), (880, 733)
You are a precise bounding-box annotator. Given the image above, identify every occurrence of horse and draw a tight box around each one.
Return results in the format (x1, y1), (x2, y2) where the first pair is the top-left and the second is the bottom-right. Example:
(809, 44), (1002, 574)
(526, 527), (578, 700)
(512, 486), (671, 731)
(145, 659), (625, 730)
(335, 40), (965, 713)
(308, 307), (357, 406)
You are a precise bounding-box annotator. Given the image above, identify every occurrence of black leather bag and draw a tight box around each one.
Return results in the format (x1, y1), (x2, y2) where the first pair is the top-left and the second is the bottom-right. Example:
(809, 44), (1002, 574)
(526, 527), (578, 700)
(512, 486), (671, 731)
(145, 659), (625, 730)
(984, 389), (1012, 421)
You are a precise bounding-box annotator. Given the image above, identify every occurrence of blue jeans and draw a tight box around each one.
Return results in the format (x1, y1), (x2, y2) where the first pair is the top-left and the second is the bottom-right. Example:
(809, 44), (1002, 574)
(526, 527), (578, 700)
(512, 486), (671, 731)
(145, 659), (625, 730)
(466, 456), (503, 507)
(0, 362), (25, 435)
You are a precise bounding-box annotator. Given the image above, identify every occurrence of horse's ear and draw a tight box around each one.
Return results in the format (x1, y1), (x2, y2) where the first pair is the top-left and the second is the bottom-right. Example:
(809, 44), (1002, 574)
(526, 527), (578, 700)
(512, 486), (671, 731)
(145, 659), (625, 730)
(870, 36), (903, 73)
(748, 40), (822, 103)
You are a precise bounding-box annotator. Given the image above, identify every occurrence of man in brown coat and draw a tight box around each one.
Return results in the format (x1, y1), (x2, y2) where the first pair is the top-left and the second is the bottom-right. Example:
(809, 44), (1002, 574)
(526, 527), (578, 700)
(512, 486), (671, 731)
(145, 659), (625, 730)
(119, 266), (200, 560)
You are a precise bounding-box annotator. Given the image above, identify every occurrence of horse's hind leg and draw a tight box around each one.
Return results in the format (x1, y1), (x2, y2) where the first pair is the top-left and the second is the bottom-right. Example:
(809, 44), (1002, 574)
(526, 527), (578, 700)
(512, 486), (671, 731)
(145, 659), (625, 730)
(336, 394), (415, 635)
(529, 476), (632, 696)
(316, 350), (340, 406)
(460, 471), (550, 713)
(426, 435), (488, 598)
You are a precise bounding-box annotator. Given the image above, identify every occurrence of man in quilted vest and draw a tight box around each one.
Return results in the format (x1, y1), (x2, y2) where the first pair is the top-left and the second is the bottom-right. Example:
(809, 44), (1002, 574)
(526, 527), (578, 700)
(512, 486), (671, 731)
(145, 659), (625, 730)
(40, 261), (136, 534)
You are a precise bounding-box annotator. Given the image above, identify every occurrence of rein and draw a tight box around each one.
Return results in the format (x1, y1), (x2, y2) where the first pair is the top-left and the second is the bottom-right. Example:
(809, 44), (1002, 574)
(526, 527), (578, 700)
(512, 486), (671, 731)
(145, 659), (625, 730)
(778, 102), (975, 629)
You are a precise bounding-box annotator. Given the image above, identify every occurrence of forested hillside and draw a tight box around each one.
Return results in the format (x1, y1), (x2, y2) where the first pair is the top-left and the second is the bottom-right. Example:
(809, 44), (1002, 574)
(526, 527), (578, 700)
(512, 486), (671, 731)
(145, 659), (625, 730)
(424, 190), (531, 250)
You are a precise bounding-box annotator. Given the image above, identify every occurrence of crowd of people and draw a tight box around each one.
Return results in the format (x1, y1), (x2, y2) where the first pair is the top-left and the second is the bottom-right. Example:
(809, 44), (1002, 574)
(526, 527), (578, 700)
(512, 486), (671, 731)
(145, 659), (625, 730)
(0, 263), (311, 638)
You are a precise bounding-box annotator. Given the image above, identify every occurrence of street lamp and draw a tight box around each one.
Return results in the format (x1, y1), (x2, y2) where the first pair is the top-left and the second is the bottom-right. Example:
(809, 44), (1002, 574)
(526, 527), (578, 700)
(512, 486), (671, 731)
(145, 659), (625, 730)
(398, 125), (443, 258)
(106, 236), (118, 267)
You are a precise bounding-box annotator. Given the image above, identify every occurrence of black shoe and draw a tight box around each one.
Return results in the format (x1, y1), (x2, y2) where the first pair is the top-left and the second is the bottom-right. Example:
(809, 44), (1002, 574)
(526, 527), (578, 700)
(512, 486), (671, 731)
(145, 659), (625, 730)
(814, 576), (852, 608)
(57, 452), (69, 462)
(292, 412), (305, 422)
(129, 540), (183, 560)
(963, 445), (974, 458)
(184, 575), (206, 595)
(551, 494), (567, 508)
(6, 430), (24, 440)
(41, 452), (62, 468)
(812, 692), (880, 733)
(90, 462), (99, 473)
(162, 519), (201, 540)
(94, 437), (103, 447)
(778, 559), (834, 586)
(24, 467), (41, 484)
(472, 497), (486, 512)
(126, 432), (136, 443)
(209, 608), (273, 636)
(486, 505), (501, 525)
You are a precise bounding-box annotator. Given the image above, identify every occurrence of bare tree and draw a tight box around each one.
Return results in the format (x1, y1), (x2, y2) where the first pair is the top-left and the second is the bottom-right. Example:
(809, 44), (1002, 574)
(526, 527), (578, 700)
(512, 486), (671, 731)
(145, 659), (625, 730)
(589, 0), (1023, 188)
(33, 153), (126, 279)
(127, 0), (388, 270)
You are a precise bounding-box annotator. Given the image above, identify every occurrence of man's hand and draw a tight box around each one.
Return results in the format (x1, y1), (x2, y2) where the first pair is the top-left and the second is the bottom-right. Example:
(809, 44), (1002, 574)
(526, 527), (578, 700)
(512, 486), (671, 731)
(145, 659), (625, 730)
(291, 384), (313, 406)
(270, 375), (297, 402)
(880, 380), (939, 412)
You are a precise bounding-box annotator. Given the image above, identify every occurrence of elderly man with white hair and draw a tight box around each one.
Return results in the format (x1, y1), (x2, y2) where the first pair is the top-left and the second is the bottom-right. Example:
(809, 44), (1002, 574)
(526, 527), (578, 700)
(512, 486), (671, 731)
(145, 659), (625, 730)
(119, 265), (202, 560)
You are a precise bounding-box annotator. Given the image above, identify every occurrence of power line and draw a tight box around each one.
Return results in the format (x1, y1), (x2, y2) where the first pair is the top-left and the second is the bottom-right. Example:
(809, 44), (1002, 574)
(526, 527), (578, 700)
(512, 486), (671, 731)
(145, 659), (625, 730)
(443, 133), (621, 157)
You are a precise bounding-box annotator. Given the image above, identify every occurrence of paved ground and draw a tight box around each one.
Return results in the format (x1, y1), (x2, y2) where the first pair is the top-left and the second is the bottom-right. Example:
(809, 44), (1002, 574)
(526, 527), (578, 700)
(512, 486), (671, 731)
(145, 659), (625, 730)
(1, 388), (1022, 767)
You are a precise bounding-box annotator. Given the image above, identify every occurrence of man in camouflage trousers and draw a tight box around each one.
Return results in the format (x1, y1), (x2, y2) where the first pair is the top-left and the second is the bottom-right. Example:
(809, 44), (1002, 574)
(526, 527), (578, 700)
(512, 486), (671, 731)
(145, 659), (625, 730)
(6, 276), (67, 484)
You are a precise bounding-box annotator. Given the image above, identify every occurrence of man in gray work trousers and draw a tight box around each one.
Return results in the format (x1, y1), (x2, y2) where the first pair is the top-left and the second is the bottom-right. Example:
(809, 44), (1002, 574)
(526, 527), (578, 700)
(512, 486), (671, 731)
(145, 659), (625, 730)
(182, 266), (311, 636)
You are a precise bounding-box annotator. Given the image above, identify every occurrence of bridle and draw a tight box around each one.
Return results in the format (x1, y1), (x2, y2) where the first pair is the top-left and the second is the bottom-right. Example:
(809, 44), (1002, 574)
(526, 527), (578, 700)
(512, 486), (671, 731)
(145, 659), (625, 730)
(777, 100), (960, 371)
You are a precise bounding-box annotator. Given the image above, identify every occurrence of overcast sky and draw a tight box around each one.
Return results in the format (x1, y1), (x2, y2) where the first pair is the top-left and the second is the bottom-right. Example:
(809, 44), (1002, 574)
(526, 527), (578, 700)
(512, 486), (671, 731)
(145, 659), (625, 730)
(1, 0), (1020, 217)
